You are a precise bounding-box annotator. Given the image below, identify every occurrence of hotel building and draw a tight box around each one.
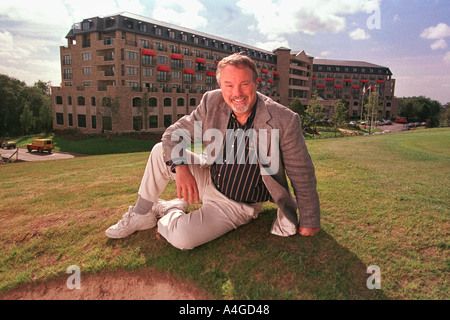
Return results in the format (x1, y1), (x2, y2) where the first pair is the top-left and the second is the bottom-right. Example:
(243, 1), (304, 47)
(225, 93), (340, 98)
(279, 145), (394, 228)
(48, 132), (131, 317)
(51, 12), (397, 133)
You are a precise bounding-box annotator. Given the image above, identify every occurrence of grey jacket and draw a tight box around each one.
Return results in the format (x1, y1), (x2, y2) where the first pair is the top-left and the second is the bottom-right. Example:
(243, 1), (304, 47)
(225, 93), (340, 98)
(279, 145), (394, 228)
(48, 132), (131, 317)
(162, 89), (320, 236)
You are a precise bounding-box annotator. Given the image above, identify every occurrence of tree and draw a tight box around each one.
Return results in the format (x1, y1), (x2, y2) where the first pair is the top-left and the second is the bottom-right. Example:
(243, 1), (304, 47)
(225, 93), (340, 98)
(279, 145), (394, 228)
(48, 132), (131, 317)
(306, 90), (325, 137)
(440, 103), (450, 126)
(20, 103), (35, 135)
(398, 96), (442, 127)
(39, 96), (53, 133)
(288, 97), (311, 133)
(332, 100), (349, 137)
(364, 89), (381, 134)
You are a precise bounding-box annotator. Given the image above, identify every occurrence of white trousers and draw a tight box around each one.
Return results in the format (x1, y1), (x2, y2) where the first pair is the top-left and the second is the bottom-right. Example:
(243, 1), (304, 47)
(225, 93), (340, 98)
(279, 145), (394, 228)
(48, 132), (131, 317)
(138, 143), (262, 250)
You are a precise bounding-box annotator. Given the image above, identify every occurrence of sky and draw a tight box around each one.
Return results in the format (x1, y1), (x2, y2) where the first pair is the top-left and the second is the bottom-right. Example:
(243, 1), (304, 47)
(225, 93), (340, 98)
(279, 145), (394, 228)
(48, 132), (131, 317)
(0, 0), (449, 104)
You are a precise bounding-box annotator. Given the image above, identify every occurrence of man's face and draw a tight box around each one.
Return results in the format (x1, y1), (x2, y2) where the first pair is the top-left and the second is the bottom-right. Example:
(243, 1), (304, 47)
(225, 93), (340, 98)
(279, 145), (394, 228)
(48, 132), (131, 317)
(219, 65), (257, 116)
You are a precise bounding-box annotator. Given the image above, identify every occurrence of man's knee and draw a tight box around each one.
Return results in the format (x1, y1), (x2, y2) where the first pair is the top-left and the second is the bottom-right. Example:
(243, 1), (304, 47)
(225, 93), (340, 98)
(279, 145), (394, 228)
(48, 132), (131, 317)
(157, 212), (198, 250)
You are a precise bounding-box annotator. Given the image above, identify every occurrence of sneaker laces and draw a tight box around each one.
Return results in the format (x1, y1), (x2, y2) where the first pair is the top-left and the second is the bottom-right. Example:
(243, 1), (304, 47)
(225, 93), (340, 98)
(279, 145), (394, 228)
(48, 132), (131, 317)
(117, 207), (136, 227)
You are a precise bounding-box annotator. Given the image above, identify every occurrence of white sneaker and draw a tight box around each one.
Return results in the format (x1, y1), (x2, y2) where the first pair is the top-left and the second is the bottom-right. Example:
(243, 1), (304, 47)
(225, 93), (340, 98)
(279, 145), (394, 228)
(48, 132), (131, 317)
(105, 206), (157, 239)
(105, 199), (188, 239)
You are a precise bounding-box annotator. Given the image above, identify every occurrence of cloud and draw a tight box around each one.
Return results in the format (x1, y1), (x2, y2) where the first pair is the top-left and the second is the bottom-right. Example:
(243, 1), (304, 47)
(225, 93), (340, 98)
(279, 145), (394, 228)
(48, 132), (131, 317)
(444, 52), (450, 65)
(152, 0), (207, 30)
(0, 0), (146, 85)
(236, 0), (382, 39)
(349, 28), (371, 40)
(420, 23), (450, 39)
(430, 39), (448, 50)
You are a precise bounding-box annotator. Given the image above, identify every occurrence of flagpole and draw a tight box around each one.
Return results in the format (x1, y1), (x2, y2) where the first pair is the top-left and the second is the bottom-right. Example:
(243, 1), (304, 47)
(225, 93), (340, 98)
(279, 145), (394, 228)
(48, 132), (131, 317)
(360, 85), (365, 122)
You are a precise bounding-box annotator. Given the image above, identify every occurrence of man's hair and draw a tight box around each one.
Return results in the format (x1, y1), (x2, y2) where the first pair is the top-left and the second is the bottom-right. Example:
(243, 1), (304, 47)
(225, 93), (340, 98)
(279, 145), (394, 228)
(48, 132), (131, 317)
(216, 52), (258, 85)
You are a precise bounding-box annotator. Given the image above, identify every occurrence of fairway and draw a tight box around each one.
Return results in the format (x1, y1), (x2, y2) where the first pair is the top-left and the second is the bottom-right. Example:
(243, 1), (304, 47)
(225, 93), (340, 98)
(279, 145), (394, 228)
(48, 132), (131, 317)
(0, 128), (448, 300)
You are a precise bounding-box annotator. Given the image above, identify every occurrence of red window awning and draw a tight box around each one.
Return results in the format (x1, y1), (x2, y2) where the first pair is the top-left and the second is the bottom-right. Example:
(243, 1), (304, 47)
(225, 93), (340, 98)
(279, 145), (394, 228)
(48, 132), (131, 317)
(377, 80), (385, 83)
(334, 85), (342, 89)
(195, 58), (206, 64)
(344, 79), (351, 82)
(261, 69), (268, 74)
(312, 77), (316, 81)
(142, 49), (155, 56)
(317, 84), (324, 88)
(206, 71), (216, 76)
(326, 78), (334, 81)
(268, 79), (274, 83)
(352, 86), (360, 89)
(157, 65), (170, 72)
(273, 71), (279, 75)
(184, 68), (195, 74)
(171, 54), (183, 60)
(360, 80), (368, 83)
(257, 77), (262, 82)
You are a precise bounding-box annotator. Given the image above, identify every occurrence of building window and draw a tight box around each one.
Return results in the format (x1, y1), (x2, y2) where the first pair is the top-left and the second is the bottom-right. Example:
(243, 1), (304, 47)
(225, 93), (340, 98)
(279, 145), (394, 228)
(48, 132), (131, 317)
(82, 67), (91, 75)
(78, 114), (86, 128)
(56, 96), (63, 104)
(158, 55), (168, 64)
(177, 98), (184, 106)
(157, 71), (169, 81)
(139, 39), (149, 48)
(149, 97), (157, 107)
(77, 96), (85, 106)
(91, 115), (97, 129)
(142, 55), (154, 66)
(68, 113), (73, 126)
(164, 114), (172, 128)
(62, 55), (72, 65)
(143, 68), (152, 76)
(127, 81), (139, 89)
(56, 113), (64, 125)
(132, 97), (142, 107)
(138, 22), (147, 32)
(164, 98), (172, 107)
(105, 18), (115, 28)
(124, 19), (133, 29)
(126, 51), (138, 60)
(63, 68), (72, 79)
(82, 20), (92, 30)
(149, 115), (158, 128)
(127, 66), (138, 75)
(133, 116), (143, 131)
(82, 52), (91, 61)
(91, 97), (96, 106)
(154, 27), (162, 36)
(104, 37), (114, 45)
(102, 116), (112, 131)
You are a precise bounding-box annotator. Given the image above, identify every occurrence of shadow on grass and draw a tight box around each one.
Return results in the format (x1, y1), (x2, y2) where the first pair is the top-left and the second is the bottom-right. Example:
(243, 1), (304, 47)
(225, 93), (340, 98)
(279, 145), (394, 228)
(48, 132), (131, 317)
(112, 208), (388, 300)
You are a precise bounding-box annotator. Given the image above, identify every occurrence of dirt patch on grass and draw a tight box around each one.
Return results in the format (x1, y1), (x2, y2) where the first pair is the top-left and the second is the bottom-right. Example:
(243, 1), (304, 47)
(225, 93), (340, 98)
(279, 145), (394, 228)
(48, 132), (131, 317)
(0, 270), (210, 300)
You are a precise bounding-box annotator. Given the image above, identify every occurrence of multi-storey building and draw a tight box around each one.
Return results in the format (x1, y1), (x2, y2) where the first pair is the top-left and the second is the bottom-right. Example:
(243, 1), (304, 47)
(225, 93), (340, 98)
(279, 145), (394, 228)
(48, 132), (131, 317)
(52, 12), (280, 133)
(51, 12), (398, 133)
(312, 59), (398, 119)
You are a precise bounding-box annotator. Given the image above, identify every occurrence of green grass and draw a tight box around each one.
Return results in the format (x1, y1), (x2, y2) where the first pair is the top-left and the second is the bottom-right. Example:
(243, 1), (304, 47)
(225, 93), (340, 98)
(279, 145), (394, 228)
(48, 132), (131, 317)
(0, 128), (448, 299)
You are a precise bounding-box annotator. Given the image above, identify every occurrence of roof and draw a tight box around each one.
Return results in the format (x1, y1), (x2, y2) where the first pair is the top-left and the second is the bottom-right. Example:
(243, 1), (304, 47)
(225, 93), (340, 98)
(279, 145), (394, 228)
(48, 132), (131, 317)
(69, 12), (275, 56)
(313, 58), (388, 69)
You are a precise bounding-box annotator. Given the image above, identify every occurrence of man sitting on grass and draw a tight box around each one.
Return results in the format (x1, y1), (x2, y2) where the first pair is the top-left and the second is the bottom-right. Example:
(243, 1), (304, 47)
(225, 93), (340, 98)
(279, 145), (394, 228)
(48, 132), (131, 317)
(106, 53), (321, 250)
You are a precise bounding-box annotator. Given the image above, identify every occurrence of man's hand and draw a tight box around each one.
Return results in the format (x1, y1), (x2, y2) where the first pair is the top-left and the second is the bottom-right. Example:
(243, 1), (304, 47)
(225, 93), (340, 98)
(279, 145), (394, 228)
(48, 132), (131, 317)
(298, 226), (320, 237)
(174, 165), (199, 204)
